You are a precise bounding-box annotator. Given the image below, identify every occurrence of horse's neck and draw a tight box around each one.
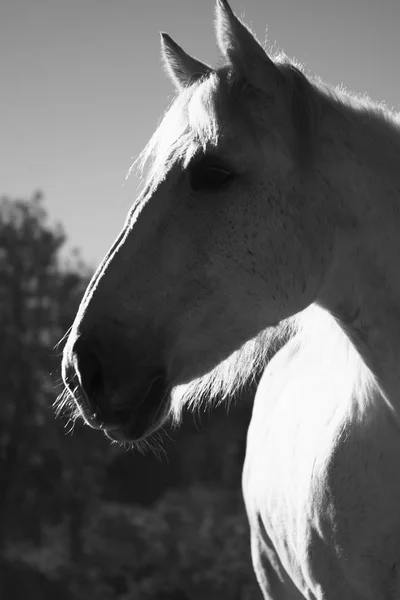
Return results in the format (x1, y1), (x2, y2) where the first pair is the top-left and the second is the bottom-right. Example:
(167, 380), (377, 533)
(318, 98), (400, 417)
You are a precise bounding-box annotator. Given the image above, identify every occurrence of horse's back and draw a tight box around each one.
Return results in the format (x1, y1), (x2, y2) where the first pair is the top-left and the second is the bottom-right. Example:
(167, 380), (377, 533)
(243, 331), (400, 599)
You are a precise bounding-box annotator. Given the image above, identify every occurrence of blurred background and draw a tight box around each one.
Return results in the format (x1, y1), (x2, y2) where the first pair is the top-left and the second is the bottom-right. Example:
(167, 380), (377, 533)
(1, 0), (400, 598)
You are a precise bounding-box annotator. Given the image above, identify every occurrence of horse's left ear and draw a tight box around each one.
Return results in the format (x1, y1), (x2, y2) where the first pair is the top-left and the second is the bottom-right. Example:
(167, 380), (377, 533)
(215, 0), (281, 87)
(161, 33), (211, 90)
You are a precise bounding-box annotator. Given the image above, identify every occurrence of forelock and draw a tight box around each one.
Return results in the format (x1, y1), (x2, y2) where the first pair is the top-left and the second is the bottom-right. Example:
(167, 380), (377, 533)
(129, 67), (260, 192)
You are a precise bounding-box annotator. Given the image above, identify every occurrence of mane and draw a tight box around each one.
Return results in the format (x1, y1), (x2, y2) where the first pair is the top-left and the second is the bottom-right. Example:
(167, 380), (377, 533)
(170, 314), (296, 422)
(127, 54), (393, 423)
(170, 304), (377, 424)
(319, 79), (400, 129)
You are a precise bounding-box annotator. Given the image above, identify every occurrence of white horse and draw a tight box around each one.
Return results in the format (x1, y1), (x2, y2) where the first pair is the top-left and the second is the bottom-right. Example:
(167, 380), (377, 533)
(61, 1), (400, 597)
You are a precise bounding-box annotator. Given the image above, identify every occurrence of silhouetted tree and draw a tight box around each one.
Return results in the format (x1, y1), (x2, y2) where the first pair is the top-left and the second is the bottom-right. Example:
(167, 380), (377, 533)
(0, 192), (92, 549)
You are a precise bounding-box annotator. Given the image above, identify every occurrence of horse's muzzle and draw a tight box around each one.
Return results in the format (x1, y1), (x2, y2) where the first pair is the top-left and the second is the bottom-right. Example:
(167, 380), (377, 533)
(104, 375), (170, 443)
(62, 336), (170, 441)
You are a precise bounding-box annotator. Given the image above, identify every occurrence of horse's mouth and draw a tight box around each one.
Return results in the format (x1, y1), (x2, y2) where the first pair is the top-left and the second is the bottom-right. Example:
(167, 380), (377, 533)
(104, 375), (170, 443)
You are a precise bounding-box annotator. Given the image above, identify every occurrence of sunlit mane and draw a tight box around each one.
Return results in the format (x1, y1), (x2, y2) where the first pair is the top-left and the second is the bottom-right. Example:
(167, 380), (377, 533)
(170, 316), (295, 422)
(169, 303), (377, 423)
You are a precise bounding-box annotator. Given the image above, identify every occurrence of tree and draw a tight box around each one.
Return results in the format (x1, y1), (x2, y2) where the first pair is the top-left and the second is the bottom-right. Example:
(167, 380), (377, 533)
(0, 192), (93, 550)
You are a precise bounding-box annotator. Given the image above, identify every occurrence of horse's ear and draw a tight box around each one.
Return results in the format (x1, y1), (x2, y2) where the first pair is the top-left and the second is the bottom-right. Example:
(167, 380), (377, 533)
(215, 0), (280, 87)
(161, 33), (211, 90)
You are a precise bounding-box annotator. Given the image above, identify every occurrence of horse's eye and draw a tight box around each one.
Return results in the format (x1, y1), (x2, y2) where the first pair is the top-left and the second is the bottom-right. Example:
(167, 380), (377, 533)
(188, 160), (234, 192)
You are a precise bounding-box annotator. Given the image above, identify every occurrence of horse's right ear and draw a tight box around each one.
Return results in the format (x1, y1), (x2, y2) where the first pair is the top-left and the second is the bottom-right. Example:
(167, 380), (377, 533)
(215, 0), (282, 89)
(161, 33), (211, 90)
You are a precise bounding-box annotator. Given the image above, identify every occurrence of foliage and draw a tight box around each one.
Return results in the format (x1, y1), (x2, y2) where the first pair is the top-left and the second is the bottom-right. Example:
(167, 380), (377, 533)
(80, 485), (260, 600)
(0, 193), (261, 599)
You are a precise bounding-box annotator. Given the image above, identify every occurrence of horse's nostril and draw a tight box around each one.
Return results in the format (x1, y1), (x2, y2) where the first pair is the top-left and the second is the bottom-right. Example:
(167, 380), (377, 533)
(70, 337), (133, 431)
(72, 338), (101, 394)
(70, 337), (106, 425)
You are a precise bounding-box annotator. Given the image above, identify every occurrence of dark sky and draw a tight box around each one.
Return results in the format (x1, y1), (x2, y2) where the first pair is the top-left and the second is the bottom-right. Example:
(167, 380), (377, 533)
(2, 0), (400, 264)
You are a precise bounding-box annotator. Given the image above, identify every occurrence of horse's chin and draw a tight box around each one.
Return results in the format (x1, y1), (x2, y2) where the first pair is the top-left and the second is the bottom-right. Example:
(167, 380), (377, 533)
(103, 376), (171, 443)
